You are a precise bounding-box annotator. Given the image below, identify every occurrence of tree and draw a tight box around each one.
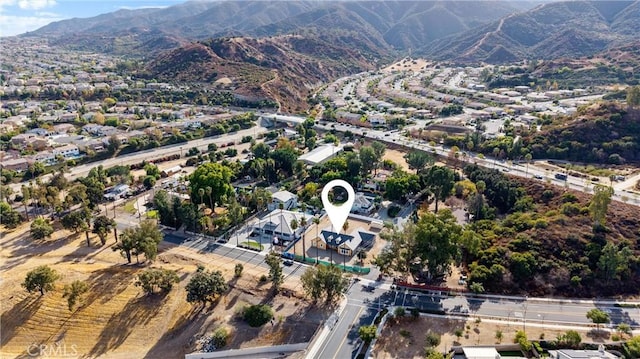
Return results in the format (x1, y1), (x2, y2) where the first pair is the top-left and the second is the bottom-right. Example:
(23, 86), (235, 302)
(21, 184), (31, 221)
(107, 134), (121, 154)
(495, 330), (503, 343)
(589, 185), (614, 229)
(23, 265), (59, 295)
(358, 325), (377, 343)
(243, 304), (273, 327)
(93, 215), (116, 245)
(135, 268), (179, 295)
(359, 146), (377, 176)
(586, 308), (610, 330)
(413, 209), (461, 279)
(373, 223), (416, 277)
(598, 242), (633, 283)
(300, 216), (308, 261)
(0, 201), (22, 228)
(627, 336), (640, 357)
(524, 153), (533, 176)
(627, 85), (640, 108)
(404, 151), (433, 173)
(143, 175), (156, 189)
(185, 266), (228, 305)
(61, 209), (89, 234)
(190, 163), (234, 208)
(113, 220), (163, 263)
(300, 264), (349, 303)
(424, 166), (455, 213)
(265, 251), (284, 291)
(62, 280), (89, 310)
(31, 217), (54, 240)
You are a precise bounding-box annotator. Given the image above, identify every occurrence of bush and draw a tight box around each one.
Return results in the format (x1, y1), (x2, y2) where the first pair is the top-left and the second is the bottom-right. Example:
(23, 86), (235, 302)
(211, 327), (229, 349)
(358, 325), (377, 343)
(234, 263), (243, 277)
(243, 304), (273, 327)
(259, 274), (267, 283)
(425, 332), (441, 347)
(399, 329), (411, 338)
(410, 307), (420, 319)
(394, 307), (406, 318)
(387, 205), (401, 218)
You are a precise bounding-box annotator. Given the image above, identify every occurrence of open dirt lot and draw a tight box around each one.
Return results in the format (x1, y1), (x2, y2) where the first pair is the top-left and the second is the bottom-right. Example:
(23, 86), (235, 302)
(0, 221), (326, 358)
(373, 315), (619, 359)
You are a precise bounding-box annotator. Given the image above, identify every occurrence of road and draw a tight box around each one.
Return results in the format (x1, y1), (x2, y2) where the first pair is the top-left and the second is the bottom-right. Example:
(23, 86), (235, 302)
(316, 122), (640, 206)
(312, 278), (640, 358)
(7, 125), (269, 194)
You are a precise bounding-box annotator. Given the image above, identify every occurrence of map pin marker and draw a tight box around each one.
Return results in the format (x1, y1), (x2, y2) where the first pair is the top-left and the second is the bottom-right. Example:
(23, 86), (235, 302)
(321, 179), (355, 234)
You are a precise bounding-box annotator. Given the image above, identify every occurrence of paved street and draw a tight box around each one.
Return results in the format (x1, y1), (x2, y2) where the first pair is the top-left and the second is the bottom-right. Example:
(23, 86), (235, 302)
(311, 278), (640, 358)
(7, 125), (268, 194)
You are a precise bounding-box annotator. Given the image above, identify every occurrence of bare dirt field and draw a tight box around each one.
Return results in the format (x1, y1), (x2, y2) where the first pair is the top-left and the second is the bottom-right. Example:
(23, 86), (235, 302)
(383, 149), (447, 173)
(0, 221), (326, 358)
(381, 58), (430, 73)
(373, 315), (617, 359)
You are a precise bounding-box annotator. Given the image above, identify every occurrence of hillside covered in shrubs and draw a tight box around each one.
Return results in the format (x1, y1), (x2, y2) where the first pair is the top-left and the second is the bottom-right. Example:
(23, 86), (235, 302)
(462, 165), (640, 297)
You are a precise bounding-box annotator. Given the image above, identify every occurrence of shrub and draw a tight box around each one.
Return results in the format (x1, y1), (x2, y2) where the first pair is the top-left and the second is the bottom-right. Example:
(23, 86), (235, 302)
(534, 219), (548, 229)
(410, 307), (420, 319)
(612, 334), (621, 341)
(399, 329), (411, 338)
(234, 263), (243, 278)
(211, 327), (229, 349)
(358, 325), (377, 343)
(425, 332), (441, 347)
(394, 307), (406, 318)
(243, 304), (273, 327)
(561, 203), (581, 216)
(259, 274), (268, 283)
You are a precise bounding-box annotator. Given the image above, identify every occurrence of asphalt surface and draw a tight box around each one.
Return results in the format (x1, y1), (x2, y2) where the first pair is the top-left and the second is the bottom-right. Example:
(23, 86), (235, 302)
(312, 279), (640, 358)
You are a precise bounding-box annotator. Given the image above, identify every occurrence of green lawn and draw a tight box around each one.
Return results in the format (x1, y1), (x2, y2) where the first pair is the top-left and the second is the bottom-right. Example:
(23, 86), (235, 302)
(123, 200), (137, 214)
(240, 240), (264, 251)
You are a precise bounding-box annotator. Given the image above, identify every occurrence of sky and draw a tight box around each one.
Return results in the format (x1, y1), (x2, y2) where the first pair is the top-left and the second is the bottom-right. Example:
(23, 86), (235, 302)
(0, 0), (184, 37)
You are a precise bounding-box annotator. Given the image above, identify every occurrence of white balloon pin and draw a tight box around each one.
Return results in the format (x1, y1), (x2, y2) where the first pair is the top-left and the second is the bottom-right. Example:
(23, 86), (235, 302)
(321, 179), (355, 233)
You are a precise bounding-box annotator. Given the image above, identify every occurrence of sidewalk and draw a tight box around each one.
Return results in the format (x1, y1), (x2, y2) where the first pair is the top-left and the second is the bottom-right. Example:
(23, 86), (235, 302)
(380, 278), (640, 306)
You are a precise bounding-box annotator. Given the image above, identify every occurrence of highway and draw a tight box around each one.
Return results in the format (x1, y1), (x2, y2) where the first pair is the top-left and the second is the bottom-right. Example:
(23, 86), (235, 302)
(315, 122), (640, 206)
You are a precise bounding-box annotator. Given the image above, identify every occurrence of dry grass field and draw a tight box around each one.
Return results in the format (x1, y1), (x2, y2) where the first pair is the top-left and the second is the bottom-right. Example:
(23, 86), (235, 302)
(0, 221), (325, 358)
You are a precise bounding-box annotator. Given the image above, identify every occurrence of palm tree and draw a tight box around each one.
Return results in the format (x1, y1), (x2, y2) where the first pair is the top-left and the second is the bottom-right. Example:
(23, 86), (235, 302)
(524, 153), (532, 177)
(205, 186), (213, 210)
(313, 216), (321, 264)
(290, 218), (298, 260)
(198, 188), (205, 207)
(300, 215), (307, 262)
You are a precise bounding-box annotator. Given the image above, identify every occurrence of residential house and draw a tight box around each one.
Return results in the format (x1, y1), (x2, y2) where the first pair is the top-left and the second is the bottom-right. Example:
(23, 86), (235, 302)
(52, 123), (76, 135)
(268, 190), (298, 211)
(27, 128), (51, 137)
(311, 226), (377, 256)
(351, 192), (376, 215)
(53, 144), (80, 159)
(1, 157), (30, 172)
(253, 209), (306, 243)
